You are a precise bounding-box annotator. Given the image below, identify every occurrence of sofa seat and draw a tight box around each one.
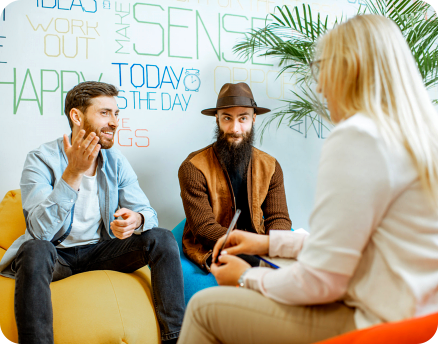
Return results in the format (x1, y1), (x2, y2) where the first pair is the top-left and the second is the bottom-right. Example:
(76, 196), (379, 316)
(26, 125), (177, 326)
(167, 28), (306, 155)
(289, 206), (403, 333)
(0, 190), (161, 344)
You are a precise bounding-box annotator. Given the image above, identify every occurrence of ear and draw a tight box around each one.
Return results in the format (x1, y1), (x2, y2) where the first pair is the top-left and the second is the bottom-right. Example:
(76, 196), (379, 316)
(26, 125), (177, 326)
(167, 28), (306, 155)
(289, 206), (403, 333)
(70, 108), (83, 128)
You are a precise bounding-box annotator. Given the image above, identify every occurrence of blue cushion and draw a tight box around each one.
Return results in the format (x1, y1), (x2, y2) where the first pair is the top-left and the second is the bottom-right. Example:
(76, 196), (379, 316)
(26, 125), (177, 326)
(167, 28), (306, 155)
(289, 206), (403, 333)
(171, 219), (218, 305)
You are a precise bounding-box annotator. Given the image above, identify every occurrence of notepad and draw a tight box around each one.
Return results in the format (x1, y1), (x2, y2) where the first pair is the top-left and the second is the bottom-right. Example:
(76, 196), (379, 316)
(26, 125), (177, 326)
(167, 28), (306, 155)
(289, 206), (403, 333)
(256, 255), (297, 269)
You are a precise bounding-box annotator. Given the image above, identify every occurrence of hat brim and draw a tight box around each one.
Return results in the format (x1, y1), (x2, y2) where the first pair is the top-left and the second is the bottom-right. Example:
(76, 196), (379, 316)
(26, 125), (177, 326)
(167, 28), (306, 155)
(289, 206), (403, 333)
(201, 105), (271, 116)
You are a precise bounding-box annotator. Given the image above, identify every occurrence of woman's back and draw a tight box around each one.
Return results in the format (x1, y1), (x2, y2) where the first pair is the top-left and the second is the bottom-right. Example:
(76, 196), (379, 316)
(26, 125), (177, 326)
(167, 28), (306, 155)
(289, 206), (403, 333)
(301, 113), (438, 328)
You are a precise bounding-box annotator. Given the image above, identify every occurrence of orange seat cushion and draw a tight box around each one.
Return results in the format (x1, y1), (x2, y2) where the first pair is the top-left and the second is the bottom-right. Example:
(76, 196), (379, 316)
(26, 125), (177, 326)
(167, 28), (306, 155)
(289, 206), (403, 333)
(315, 312), (438, 344)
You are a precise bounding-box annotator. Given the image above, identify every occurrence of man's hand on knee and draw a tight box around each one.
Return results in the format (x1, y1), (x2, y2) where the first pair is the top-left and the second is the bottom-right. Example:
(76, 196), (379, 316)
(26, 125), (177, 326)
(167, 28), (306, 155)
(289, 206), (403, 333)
(110, 208), (143, 239)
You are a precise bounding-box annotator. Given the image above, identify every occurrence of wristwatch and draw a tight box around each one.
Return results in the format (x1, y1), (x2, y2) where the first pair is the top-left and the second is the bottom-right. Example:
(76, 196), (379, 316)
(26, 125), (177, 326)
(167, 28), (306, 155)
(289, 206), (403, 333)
(237, 268), (251, 288)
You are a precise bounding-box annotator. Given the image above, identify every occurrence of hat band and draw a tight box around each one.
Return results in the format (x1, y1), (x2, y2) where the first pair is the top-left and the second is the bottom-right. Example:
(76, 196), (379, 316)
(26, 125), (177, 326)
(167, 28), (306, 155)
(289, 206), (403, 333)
(216, 96), (257, 108)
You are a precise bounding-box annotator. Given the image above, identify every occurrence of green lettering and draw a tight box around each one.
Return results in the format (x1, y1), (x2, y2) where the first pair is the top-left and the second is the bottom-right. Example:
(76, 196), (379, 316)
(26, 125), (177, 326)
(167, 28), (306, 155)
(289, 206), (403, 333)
(133, 3), (164, 56)
(17, 69), (42, 115)
(60, 71), (80, 116)
(222, 14), (248, 64)
(196, 11), (221, 61)
(41, 69), (59, 115)
(0, 68), (17, 114)
(168, 7), (192, 59)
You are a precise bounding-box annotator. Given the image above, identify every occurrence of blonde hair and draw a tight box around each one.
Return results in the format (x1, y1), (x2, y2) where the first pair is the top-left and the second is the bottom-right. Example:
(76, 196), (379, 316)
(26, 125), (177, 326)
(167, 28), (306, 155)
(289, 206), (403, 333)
(316, 14), (438, 205)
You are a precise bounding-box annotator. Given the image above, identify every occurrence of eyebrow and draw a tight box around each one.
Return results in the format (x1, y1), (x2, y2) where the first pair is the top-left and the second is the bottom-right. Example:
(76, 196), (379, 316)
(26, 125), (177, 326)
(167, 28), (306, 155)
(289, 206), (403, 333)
(99, 108), (120, 113)
(221, 112), (251, 117)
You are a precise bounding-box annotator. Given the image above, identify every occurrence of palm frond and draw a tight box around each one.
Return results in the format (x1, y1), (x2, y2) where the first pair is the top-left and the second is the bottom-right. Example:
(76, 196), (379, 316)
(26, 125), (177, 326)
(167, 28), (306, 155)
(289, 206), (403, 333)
(234, 0), (438, 142)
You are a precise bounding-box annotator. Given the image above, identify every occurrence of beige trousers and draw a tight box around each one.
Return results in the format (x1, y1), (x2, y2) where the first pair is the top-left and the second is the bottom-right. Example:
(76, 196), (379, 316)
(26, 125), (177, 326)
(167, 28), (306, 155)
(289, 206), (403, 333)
(178, 286), (356, 344)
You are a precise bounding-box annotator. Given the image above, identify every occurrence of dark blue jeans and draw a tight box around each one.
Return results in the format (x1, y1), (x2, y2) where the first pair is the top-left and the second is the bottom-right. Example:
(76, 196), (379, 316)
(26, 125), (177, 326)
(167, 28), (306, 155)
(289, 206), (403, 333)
(13, 228), (185, 344)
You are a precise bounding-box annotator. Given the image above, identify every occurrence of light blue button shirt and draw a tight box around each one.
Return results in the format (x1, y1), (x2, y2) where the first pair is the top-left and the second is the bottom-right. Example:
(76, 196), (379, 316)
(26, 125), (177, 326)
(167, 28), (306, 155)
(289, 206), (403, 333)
(0, 136), (158, 278)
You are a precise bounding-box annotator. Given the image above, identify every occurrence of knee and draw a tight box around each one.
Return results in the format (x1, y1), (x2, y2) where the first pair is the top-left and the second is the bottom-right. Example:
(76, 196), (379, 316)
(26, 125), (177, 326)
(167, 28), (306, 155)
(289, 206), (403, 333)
(15, 240), (56, 273)
(146, 227), (179, 255)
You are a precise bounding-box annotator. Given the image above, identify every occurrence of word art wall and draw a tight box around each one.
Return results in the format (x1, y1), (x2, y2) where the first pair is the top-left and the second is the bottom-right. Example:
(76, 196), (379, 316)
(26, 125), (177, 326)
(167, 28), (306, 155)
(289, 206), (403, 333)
(1, 0), (370, 230)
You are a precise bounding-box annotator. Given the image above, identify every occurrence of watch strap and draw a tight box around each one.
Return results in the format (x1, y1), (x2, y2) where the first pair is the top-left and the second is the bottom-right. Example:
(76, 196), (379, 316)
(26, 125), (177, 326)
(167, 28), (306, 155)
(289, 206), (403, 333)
(237, 268), (251, 288)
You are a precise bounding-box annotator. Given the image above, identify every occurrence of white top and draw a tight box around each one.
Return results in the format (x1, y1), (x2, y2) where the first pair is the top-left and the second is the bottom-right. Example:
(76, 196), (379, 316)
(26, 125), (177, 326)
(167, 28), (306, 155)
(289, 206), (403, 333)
(58, 174), (102, 248)
(244, 113), (438, 329)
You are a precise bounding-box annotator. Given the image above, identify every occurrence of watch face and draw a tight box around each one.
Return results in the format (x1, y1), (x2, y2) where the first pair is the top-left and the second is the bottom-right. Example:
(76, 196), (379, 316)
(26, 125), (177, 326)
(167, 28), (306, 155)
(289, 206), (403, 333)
(184, 74), (201, 91)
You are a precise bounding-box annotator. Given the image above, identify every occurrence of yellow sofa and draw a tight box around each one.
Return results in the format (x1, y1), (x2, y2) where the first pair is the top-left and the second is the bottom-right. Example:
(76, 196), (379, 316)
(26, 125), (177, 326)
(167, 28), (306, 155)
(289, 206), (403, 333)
(0, 190), (161, 344)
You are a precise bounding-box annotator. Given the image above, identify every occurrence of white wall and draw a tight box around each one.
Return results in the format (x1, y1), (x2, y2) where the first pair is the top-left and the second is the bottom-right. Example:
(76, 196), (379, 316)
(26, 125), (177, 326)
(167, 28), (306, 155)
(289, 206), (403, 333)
(0, 0), (382, 231)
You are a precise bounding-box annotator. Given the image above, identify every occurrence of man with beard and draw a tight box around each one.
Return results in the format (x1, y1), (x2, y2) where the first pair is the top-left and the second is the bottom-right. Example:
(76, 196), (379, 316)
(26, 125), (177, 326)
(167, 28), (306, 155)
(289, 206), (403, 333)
(178, 82), (292, 272)
(0, 82), (184, 344)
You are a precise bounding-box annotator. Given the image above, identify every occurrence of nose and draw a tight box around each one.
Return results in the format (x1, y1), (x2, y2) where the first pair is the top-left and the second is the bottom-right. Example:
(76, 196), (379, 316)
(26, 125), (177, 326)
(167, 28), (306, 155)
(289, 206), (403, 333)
(231, 118), (241, 133)
(109, 114), (119, 129)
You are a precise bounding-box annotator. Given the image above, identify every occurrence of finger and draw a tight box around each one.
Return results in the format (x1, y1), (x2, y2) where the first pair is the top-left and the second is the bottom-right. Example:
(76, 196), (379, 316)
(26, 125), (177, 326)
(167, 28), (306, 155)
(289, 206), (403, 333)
(89, 143), (101, 161)
(63, 134), (72, 151)
(219, 244), (244, 256)
(73, 129), (86, 148)
(111, 219), (131, 228)
(114, 208), (130, 218)
(210, 263), (219, 276)
(218, 254), (233, 264)
(84, 136), (100, 159)
(212, 235), (226, 262)
(118, 230), (134, 240)
(111, 225), (134, 237)
(112, 230), (133, 240)
(81, 132), (98, 153)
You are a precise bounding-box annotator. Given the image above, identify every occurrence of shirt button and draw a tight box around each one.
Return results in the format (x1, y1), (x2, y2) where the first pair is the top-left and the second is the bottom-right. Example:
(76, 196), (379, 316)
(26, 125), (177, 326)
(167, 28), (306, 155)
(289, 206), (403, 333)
(70, 199), (73, 202)
(57, 220), (60, 223)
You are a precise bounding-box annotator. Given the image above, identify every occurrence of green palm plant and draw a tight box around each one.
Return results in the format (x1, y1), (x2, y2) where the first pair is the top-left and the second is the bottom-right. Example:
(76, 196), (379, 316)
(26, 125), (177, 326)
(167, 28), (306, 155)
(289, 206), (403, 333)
(233, 0), (438, 140)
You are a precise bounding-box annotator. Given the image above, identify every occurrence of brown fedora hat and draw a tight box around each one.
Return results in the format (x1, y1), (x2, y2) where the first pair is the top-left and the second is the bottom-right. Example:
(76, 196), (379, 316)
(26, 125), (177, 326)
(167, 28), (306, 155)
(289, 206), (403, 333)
(201, 82), (271, 116)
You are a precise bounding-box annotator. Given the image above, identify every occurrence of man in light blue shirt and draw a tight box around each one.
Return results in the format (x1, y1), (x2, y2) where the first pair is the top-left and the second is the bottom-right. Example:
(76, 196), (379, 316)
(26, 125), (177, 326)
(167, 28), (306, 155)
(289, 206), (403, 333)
(0, 81), (184, 344)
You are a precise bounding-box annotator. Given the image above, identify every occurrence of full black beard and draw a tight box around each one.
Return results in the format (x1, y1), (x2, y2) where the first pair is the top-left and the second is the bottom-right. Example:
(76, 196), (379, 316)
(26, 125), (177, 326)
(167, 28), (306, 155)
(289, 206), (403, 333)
(214, 124), (255, 177)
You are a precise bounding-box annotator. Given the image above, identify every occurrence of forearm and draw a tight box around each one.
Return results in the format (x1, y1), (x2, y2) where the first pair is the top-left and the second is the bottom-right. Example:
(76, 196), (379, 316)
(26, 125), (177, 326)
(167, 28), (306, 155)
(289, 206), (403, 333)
(185, 212), (228, 247)
(22, 178), (78, 240)
(269, 229), (309, 259)
(61, 165), (84, 191)
(243, 262), (350, 306)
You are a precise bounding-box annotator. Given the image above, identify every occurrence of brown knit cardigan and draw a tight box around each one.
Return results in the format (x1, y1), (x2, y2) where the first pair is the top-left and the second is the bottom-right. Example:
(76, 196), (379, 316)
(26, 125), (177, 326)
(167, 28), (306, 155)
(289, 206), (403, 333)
(178, 143), (292, 272)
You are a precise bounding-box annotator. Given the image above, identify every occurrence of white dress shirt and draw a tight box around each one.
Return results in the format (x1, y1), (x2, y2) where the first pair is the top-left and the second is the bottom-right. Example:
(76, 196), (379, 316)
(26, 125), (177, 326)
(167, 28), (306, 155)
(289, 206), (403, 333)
(244, 113), (438, 329)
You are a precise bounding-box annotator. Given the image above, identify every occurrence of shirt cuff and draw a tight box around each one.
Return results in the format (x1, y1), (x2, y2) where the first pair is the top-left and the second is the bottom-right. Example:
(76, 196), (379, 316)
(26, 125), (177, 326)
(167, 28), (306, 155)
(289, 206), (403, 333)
(243, 267), (272, 293)
(48, 178), (79, 212)
(134, 211), (157, 234)
(133, 213), (145, 234)
(269, 229), (309, 259)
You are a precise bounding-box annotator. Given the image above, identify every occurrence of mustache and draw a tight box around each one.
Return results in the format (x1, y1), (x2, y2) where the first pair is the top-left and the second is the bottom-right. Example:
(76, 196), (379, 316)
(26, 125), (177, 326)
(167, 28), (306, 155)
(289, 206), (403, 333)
(224, 133), (244, 139)
(98, 127), (116, 133)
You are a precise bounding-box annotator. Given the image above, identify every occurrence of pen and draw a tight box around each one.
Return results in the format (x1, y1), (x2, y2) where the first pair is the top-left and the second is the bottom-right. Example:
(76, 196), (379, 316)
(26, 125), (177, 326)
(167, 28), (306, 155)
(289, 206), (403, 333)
(254, 255), (280, 269)
(214, 209), (241, 264)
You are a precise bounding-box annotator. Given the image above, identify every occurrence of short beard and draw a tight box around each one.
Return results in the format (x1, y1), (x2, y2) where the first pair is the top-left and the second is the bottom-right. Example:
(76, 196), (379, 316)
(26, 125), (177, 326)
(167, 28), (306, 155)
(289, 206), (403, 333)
(214, 124), (255, 177)
(83, 118), (115, 150)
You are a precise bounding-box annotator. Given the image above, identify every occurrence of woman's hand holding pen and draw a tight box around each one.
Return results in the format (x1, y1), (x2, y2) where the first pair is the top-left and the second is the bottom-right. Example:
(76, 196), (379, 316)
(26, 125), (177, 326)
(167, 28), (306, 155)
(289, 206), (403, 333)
(211, 254), (250, 286)
(212, 230), (270, 263)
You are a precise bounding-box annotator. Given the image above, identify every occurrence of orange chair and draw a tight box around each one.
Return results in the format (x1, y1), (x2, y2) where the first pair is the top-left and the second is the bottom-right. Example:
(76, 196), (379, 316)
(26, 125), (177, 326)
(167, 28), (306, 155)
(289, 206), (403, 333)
(315, 311), (438, 344)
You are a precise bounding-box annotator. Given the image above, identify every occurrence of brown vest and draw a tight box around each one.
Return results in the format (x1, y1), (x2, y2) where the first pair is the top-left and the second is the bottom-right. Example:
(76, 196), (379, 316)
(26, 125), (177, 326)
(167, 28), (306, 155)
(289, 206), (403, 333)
(182, 144), (276, 270)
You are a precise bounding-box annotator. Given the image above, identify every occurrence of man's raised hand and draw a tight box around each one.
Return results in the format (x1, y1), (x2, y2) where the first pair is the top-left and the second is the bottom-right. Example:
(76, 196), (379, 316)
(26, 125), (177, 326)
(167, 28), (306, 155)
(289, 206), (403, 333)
(111, 208), (143, 240)
(61, 130), (101, 190)
(63, 130), (101, 175)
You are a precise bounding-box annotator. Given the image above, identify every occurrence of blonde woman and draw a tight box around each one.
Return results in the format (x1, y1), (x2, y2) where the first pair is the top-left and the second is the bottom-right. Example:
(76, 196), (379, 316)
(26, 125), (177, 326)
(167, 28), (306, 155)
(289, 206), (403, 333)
(177, 14), (438, 344)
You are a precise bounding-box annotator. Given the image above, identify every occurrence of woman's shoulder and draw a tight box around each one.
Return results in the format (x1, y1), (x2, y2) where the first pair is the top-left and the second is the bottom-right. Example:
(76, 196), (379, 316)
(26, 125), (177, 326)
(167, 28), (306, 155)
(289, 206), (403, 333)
(332, 113), (380, 139)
